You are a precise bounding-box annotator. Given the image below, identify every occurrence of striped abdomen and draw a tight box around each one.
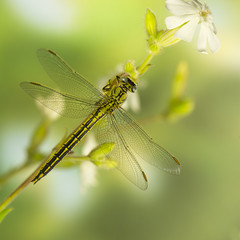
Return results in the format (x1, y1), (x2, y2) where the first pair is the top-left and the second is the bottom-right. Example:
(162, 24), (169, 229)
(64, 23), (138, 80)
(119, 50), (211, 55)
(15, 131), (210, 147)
(32, 107), (105, 183)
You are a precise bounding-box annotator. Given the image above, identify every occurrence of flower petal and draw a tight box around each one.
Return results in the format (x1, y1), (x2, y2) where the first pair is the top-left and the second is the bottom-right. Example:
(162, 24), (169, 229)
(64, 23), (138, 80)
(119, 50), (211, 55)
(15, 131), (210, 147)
(175, 16), (200, 42)
(197, 22), (220, 54)
(197, 22), (208, 54)
(207, 26), (221, 53)
(190, 0), (203, 10)
(166, 0), (199, 16)
(165, 15), (194, 29)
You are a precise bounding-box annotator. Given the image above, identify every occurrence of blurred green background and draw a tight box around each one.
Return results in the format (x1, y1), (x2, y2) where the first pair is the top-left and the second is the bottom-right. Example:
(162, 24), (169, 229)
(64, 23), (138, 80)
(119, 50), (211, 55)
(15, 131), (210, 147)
(1, 0), (240, 239)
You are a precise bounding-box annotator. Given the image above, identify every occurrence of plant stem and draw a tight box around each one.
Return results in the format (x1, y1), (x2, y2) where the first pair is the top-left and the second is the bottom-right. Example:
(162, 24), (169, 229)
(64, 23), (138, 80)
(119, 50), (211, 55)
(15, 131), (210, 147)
(0, 174), (32, 212)
(0, 163), (28, 187)
(136, 52), (155, 77)
(0, 153), (51, 212)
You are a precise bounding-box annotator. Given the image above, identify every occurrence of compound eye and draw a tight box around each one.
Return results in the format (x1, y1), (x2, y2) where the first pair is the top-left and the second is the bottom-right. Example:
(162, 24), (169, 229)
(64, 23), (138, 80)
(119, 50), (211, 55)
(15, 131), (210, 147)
(120, 77), (128, 83)
(132, 85), (137, 93)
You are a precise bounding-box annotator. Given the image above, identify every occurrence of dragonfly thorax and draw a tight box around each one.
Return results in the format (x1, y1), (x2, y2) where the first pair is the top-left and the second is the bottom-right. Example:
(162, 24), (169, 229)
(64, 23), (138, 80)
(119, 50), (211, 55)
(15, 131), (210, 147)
(101, 73), (137, 113)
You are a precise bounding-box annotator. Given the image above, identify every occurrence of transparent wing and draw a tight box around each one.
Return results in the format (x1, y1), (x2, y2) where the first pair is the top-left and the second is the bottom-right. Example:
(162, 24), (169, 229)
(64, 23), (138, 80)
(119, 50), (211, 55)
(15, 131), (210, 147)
(20, 82), (98, 119)
(113, 108), (181, 175)
(37, 49), (103, 101)
(95, 115), (148, 190)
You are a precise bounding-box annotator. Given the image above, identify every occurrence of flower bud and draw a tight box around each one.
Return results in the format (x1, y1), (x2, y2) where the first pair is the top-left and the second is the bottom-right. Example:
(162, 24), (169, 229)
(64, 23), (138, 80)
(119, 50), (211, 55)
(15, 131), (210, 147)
(89, 142), (115, 161)
(157, 28), (181, 48)
(145, 9), (157, 37)
(167, 98), (194, 121)
(172, 61), (188, 99)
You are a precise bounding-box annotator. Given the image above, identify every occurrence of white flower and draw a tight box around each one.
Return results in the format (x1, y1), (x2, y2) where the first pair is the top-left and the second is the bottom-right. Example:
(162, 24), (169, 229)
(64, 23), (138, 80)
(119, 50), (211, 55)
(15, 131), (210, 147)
(165, 0), (220, 54)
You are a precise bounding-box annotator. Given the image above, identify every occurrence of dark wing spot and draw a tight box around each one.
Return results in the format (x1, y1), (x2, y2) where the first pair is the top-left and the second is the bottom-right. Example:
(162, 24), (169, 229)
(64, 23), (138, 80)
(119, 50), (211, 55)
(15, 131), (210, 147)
(48, 49), (57, 56)
(173, 156), (181, 166)
(30, 82), (42, 86)
(142, 171), (148, 182)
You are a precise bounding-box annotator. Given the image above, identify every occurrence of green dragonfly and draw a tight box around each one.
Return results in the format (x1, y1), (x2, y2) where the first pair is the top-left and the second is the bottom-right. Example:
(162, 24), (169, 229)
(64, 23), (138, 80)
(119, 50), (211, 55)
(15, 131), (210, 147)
(20, 49), (181, 190)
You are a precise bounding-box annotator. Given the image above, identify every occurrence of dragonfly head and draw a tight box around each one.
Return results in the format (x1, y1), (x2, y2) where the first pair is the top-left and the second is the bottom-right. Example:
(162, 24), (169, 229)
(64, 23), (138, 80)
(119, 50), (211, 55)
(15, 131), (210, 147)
(119, 74), (137, 93)
(102, 73), (137, 96)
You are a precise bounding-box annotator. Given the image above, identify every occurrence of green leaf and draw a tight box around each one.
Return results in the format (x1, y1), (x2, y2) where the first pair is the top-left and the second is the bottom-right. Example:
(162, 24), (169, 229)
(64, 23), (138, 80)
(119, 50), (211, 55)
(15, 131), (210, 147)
(0, 208), (13, 223)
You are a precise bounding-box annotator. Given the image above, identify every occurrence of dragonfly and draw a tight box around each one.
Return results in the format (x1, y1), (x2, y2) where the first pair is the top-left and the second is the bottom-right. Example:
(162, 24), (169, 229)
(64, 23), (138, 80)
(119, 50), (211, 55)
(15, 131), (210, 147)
(20, 49), (181, 190)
